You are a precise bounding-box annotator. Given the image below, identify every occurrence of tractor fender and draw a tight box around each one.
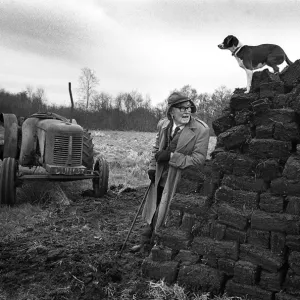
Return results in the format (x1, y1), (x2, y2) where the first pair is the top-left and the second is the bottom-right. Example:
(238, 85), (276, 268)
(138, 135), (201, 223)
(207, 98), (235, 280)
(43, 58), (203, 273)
(0, 113), (18, 159)
(19, 117), (40, 166)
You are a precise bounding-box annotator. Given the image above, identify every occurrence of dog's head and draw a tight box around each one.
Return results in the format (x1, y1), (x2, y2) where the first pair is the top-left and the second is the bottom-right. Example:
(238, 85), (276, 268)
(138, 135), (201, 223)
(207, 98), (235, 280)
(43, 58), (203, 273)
(218, 35), (239, 50)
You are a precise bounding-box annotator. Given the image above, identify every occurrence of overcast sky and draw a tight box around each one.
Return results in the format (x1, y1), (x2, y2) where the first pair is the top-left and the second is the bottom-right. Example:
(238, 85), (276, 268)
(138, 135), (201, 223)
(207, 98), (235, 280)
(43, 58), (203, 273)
(1, 0), (299, 107)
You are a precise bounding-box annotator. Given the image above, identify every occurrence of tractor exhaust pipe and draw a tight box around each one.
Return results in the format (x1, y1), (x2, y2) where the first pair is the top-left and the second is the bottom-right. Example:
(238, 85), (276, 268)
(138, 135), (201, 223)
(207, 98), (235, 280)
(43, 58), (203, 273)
(68, 82), (74, 123)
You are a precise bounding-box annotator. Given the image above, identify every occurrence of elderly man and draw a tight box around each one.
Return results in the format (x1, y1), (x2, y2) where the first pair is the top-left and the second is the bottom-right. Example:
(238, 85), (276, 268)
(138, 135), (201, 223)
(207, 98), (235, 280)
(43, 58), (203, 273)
(132, 91), (210, 252)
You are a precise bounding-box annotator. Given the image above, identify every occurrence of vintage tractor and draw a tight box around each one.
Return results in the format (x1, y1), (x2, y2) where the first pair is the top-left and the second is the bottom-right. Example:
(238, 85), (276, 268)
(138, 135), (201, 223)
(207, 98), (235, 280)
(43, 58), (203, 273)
(0, 83), (109, 205)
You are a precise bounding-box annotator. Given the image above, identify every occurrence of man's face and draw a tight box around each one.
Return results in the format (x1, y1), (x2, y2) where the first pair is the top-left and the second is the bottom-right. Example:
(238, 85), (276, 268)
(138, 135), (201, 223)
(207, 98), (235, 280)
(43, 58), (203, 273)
(170, 101), (192, 125)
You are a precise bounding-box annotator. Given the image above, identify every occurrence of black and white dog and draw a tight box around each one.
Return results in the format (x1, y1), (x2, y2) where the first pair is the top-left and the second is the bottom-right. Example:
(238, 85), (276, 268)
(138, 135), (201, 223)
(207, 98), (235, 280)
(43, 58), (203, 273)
(218, 35), (292, 93)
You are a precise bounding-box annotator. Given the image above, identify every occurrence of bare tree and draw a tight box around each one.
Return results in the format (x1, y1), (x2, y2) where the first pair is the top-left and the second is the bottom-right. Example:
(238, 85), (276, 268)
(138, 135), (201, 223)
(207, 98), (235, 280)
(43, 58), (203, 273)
(210, 85), (232, 118)
(154, 101), (167, 120)
(26, 85), (34, 100)
(90, 92), (112, 111)
(78, 67), (99, 109)
(179, 84), (198, 102)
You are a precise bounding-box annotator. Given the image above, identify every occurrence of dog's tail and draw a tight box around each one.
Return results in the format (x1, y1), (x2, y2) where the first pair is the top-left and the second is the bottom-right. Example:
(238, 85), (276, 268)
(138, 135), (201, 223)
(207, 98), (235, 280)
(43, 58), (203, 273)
(285, 53), (293, 66)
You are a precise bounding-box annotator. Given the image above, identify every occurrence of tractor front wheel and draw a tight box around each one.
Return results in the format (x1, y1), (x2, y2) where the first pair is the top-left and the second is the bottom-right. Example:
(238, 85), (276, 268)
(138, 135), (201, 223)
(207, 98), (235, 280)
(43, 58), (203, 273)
(0, 157), (17, 205)
(82, 130), (94, 170)
(93, 156), (109, 197)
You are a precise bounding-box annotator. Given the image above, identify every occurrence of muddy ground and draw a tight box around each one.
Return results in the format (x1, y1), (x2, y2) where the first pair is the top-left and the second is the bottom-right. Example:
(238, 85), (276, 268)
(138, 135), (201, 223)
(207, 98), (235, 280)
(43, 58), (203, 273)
(0, 185), (154, 300)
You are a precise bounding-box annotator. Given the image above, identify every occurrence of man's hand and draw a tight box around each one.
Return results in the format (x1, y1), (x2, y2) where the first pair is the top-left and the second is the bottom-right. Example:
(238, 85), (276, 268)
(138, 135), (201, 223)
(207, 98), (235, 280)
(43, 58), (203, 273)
(155, 150), (171, 162)
(148, 169), (156, 183)
(168, 138), (178, 152)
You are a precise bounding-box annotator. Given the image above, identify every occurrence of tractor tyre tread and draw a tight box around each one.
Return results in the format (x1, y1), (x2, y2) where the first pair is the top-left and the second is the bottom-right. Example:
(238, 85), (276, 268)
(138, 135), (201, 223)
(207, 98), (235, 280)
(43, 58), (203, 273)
(82, 130), (94, 170)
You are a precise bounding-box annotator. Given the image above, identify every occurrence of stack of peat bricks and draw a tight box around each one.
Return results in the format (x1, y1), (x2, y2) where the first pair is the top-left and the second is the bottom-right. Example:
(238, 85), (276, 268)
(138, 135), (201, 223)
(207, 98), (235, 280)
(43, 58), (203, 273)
(141, 59), (300, 300)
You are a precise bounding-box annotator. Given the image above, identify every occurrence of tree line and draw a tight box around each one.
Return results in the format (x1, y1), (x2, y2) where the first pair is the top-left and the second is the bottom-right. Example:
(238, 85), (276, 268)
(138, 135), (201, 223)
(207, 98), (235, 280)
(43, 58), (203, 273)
(0, 68), (232, 135)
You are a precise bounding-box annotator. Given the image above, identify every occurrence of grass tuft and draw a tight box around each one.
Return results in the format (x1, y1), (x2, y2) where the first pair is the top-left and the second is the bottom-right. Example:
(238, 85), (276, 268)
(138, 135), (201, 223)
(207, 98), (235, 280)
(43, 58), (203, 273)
(146, 279), (246, 300)
(0, 203), (49, 241)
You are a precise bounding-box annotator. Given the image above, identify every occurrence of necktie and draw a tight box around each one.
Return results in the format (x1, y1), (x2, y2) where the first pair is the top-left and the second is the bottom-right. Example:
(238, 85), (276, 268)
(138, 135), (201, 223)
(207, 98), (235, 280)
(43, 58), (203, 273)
(172, 126), (180, 139)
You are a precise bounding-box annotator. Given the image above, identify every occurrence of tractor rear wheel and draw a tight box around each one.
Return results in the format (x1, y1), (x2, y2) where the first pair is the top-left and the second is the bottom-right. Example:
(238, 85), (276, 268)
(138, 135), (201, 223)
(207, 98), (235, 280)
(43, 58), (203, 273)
(0, 157), (17, 205)
(82, 130), (94, 170)
(93, 156), (109, 197)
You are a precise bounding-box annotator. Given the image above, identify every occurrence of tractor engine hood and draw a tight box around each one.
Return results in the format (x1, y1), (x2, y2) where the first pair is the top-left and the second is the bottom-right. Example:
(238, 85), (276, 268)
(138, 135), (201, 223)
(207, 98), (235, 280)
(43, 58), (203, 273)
(19, 117), (84, 167)
(36, 118), (83, 134)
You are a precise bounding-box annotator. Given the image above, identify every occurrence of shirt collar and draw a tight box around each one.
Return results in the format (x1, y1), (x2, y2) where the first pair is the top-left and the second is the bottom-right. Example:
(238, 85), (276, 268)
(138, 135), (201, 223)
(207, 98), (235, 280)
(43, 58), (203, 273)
(172, 122), (185, 134)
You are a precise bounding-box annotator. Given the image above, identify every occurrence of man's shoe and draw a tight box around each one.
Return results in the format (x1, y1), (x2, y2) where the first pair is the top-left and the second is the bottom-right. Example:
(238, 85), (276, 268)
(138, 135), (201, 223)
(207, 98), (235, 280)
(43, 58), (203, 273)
(141, 225), (153, 238)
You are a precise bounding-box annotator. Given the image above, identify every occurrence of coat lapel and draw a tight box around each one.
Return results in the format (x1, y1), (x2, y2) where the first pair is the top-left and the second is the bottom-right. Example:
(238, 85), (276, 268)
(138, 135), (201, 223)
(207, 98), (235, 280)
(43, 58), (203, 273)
(176, 118), (196, 151)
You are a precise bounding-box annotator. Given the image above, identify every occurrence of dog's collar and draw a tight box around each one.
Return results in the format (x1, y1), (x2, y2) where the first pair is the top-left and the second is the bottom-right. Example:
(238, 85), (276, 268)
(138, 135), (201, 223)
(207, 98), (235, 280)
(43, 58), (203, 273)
(232, 46), (243, 56)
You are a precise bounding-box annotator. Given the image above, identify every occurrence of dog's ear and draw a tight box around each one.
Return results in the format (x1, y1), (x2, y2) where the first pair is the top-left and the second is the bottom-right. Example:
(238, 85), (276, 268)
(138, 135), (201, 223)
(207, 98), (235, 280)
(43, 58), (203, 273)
(232, 36), (239, 47)
(225, 35), (234, 46)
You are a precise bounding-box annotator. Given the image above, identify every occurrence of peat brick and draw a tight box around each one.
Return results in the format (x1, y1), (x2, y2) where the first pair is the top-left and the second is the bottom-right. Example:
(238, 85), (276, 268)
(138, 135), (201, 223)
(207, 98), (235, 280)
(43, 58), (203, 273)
(174, 250), (199, 266)
(271, 232), (286, 255)
(215, 185), (233, 204)
(288, 251), (300, 275)
(230, 92), (258, 111)
(275, 292), (299, 300)
(286, 196), (300, 215)
(222, 174), (267, 192)
(224, 226), (247, 243)
(273, 94), (290, 109)
(280, 59), (300, 87)
(141, 258), (179, 284)
(274, 122), (300, 142)
(283, 269), (300, 296)
(259, 192), (284, 213)
(256, 125), (274, 139)
(287, 85), (300, 104)
(253, 109), (296, 127)
(165, 209), (182, 227)
(256, 159), (281, 182)
(271, 178), (300, 196)
(210, 221), (226, 241)
(247, 229), (270, 249)
(202, 253), (218, 268)
(270, 177), (288, 195)
(233, 260), (259, 285)
(259, 270), (284, 292)
(232, 155), (257, 176)
(217, 125), (250, 150)
(191, 219), (213, 238)
(170, 194), (207, 216)
(231, 189), (258, 211)
(226, 280), (273, 300)
(286, 181), (300, 197)
(150, 245), (172, 262)
(283, 154), (300, 181)
(248, 139), (291, 160)
(252, 98), (271, 114)
(291, 96), (300, 115)
(212, 112), (234, 136)
(218, 258), (236, 276)
(180, 213), (196, 232)
(286, 235), (300, 251)
(212, 151), (237, 174)
(251, 210), (300, 234)
(251, 69), (281, 92)
(157, 227), (192, 251)
(177, 264), (224, 294)
(235, 110), (252, 125)
(217, 203), (249, 230)
(240, 244), (284, 272)
(260, 81), (285, 98)
(192, 236), (239, 261)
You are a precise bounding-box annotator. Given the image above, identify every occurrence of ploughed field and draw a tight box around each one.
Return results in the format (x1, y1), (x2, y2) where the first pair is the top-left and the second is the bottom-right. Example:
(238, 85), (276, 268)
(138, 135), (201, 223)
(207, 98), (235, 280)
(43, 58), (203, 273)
(0, 131), (217, 300)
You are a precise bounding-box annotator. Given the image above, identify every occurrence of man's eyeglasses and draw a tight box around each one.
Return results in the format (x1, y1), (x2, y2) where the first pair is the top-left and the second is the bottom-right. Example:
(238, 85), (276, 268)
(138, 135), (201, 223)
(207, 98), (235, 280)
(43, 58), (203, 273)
(175, 106), (192, 112)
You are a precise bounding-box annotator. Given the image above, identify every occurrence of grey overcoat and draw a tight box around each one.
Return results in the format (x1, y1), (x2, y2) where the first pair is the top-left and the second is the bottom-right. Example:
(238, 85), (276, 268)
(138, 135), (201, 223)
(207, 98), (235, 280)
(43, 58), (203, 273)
(141, 116), (210, 232)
